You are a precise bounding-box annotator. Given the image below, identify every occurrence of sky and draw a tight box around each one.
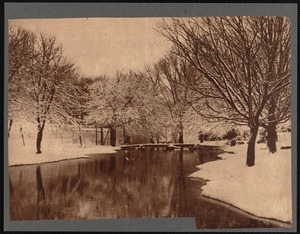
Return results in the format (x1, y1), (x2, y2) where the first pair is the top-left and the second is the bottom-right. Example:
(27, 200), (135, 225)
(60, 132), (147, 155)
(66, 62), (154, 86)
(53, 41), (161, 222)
(9, 18), (173, 77)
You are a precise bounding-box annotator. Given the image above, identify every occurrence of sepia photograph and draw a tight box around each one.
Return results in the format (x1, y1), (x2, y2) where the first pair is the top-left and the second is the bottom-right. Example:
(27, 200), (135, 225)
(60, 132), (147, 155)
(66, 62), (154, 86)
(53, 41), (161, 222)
(7, 14), (293, 230)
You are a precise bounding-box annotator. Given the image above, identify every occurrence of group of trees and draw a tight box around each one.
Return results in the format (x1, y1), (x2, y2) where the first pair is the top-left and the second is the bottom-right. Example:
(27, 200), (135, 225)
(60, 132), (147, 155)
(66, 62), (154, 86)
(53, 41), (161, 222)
(9, 16), (291, 167)
(157, 16), (291, 166)
(86, 72), (145, 146)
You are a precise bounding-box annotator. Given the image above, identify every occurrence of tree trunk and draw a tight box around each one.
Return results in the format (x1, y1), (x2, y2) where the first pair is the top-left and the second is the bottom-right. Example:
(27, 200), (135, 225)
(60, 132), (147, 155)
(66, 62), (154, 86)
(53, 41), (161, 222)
(78, 125), (82, 147)
(267, 98), (278, 153)
(178, 121), (184, 144)
(125, 135), (131, 145)
(36, 127), (44, 154)
(178, 133), (183, 144)
(165, 127), (168, 142)
(267, 122), (277, 153)
(8, 119), (13, 138)
(123, 127), (127, 145)
(110, 126), (116, 147)
(178, 149), (185, 189)
(246, 126), (259, 167)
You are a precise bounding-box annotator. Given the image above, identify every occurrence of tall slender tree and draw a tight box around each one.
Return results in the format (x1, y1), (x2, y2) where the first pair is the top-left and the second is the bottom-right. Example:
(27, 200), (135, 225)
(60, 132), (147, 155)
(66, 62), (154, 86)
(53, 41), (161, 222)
(29, 35), (81, 153)
(9, 30), (81, 153)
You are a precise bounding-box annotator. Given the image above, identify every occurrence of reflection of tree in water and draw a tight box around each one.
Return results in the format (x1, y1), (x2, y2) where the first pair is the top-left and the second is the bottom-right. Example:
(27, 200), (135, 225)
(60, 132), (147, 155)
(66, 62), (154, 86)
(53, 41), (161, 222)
(76, 156), (117, 218)
(10, 167), (40, 220)
(9, 150), (222, 219)
(9, 175), (14, 194)
(146, 150), (180, 217)
(168, 148), (222, 218)
(114, 150), (180, 218)
(115, 151), (150, 217)
(197, 149), (221, 165)
(170, 149), (187, 216)
(36, 165), (51, 219)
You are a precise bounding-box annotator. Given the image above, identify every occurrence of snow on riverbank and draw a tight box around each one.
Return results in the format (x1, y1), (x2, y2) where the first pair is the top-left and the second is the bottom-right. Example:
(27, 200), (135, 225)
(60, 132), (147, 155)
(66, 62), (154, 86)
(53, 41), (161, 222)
(8, 138), (120, 166)
(190, 133), (292, 223)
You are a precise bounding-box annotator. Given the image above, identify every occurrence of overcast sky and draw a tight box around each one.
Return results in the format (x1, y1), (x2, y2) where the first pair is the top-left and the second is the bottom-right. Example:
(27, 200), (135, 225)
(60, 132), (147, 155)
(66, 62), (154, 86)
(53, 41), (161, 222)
(9, 18), (173, 77)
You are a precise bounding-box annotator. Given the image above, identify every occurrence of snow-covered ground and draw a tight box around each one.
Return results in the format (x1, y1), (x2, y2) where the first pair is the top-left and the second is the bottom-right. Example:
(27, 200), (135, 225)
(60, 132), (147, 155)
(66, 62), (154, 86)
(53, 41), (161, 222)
(190, 132), (292, 223)
(8, 135), (120, 166)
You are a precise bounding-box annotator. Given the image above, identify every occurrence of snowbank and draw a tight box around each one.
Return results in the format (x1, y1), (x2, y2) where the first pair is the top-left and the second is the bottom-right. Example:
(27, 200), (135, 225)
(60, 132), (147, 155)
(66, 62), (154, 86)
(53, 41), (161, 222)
(190, 134), (292, 223)
(189, 140), (228, 147)
(8, 138), (120, 166)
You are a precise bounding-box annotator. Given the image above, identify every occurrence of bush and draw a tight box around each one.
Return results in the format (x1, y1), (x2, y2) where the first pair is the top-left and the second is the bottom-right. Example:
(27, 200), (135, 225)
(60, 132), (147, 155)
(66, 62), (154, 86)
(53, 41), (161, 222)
(230, 139), (236, 146)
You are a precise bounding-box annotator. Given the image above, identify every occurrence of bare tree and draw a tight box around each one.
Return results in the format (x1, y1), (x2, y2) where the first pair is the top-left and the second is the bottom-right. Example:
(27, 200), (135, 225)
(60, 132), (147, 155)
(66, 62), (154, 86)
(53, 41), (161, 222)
(9, 27), (83, 153)
(157, 16), (290, 166)
(133, 69), (173, 143)
(23, 34), (80, 153)
(86, 72), (144, 146)
(147, 51), (196, 143)
(257, 17), (291, 153)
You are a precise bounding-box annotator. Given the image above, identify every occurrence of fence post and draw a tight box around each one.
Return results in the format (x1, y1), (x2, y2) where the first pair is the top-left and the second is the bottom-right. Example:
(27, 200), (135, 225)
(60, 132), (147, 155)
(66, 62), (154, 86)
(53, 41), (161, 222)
(79, 125), (82, 147)
(95, 125), (98, 145)
(100, 127), (104, 145)
(20, 126), (25, 146)
(123, 127), (126, 144)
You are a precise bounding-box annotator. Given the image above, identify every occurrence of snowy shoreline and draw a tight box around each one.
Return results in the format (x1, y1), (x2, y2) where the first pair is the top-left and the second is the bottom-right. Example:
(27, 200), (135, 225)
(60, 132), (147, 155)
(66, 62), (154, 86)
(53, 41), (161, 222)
(190, 133), (292, 224)
(8, 143), (120, 167)
(199, 194), (292, 228)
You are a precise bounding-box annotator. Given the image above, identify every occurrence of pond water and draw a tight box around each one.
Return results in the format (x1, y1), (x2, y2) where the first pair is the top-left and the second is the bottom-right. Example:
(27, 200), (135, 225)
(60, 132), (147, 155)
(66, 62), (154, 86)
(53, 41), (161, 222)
(9, 148), (279, 229)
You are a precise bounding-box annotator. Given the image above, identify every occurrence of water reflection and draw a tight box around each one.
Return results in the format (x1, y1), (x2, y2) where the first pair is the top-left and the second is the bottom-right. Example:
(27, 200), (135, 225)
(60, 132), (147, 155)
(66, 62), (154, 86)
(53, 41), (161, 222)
(9, 148), (278, 228)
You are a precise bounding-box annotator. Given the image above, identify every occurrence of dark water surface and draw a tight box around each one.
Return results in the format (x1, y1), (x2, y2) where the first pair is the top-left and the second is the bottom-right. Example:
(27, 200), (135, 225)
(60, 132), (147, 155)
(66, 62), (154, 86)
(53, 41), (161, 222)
(9, 148), (279, 229)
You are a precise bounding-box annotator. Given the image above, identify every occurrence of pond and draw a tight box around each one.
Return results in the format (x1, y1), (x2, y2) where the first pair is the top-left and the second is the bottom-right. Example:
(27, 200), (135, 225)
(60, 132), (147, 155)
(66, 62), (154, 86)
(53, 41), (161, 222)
(9, 147), (279, 229)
